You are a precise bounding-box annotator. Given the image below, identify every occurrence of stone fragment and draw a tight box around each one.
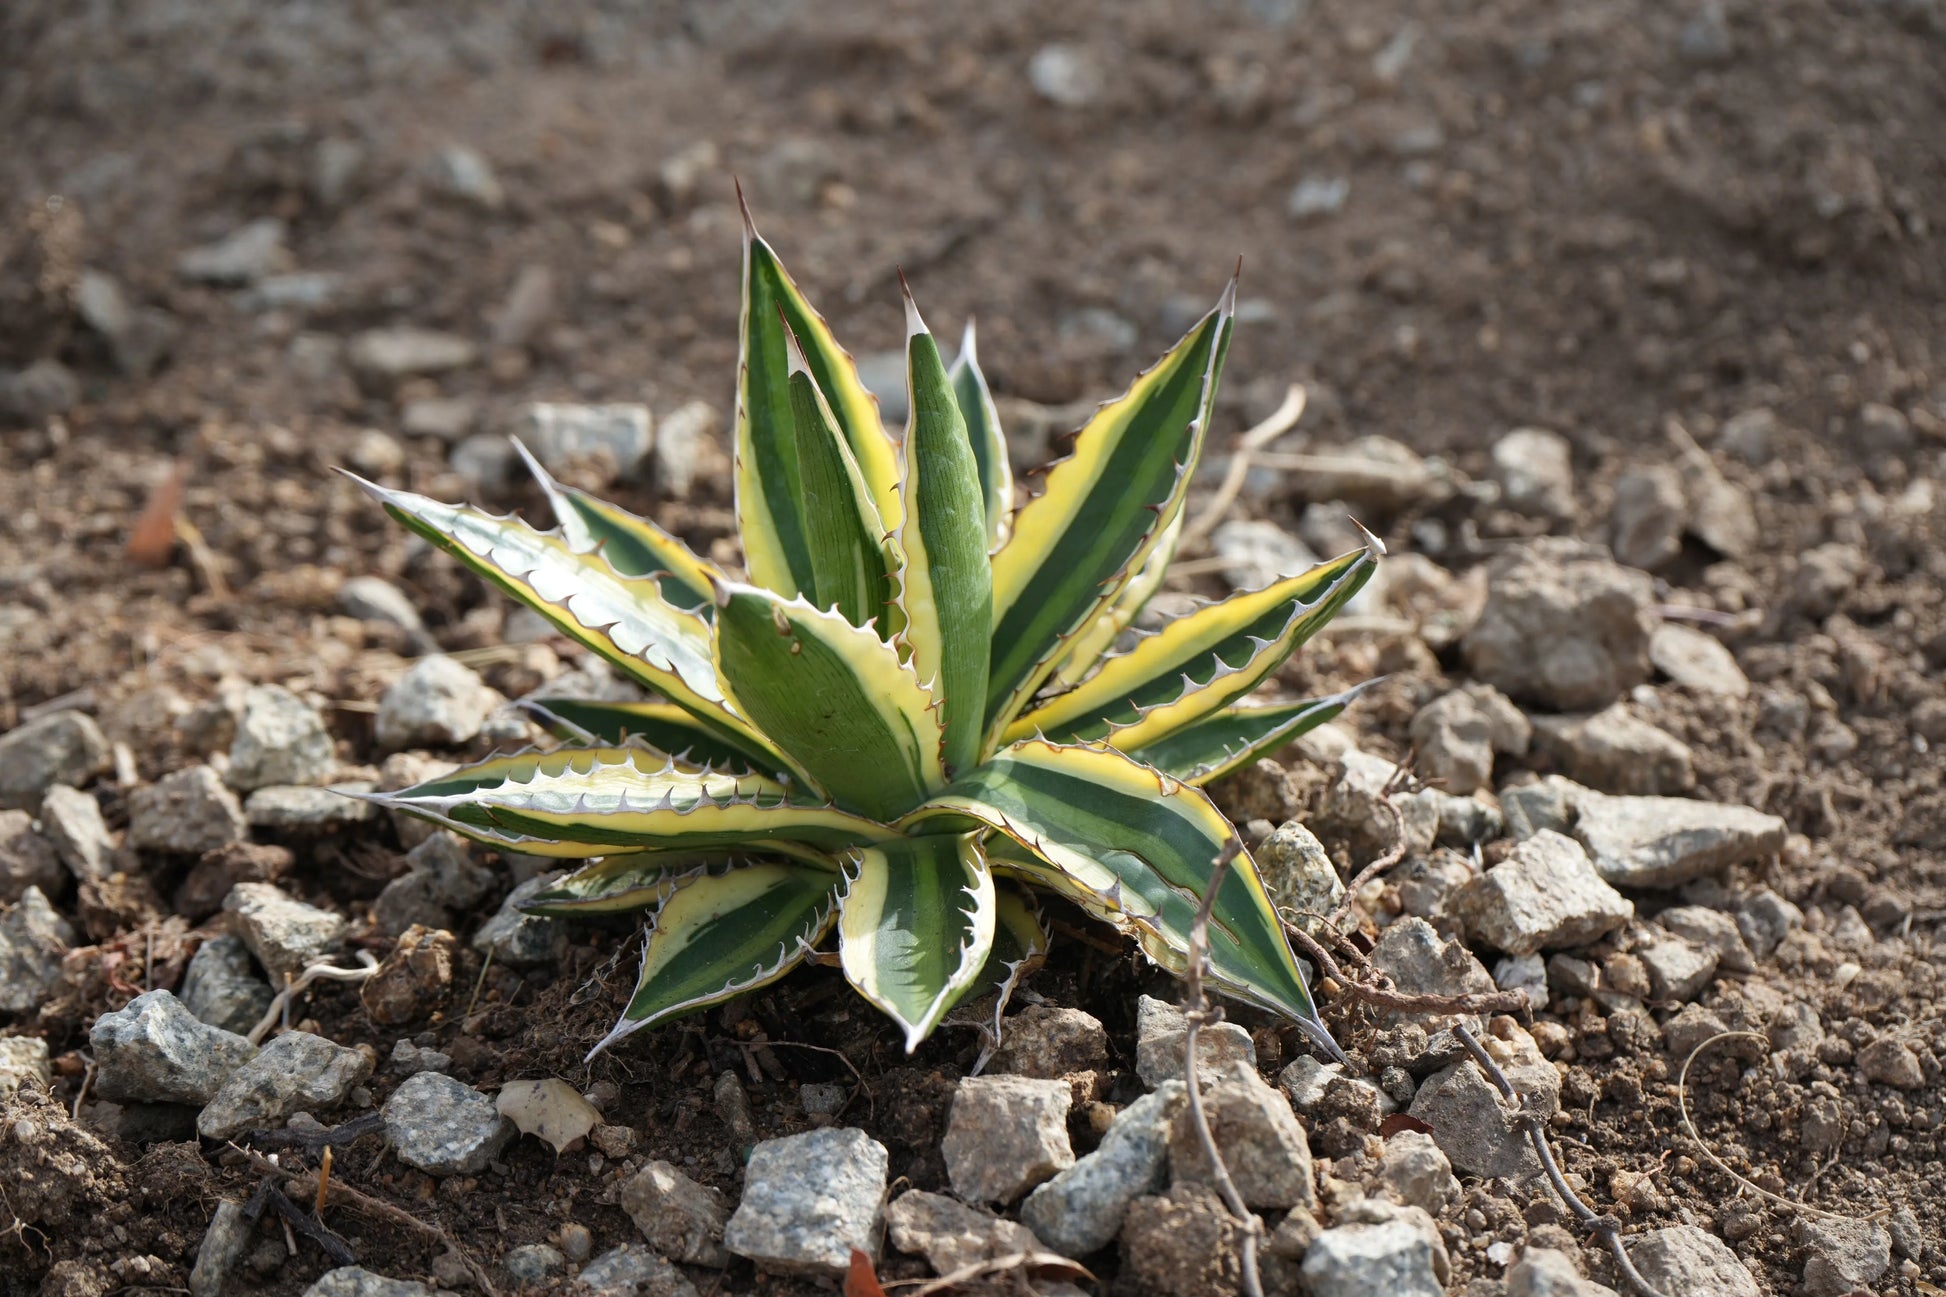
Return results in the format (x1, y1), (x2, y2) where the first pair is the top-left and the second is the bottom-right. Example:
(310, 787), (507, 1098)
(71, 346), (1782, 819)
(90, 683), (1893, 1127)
(1119, 1182), (1246, 1297)
(1797, 1217), (1892, 1297)
(188, 1199), (253, 1297)
(1254, 821), (1345, 932)
(1407, 684), (1531, 795)
(361, 925), (458, 1026)
(943, 1074), (1074, 1204)
(621, 1159), (730, 1266)
(128, 766), (248, 855)
(1501, 774), (1577, 841)
(76, 269), (178, 376)
(1657, 905), (1754, 972)
(722, 1126), (889, 1277)
(1169, 1060), (1314, 1209)
(1324, 749), (1438, 859)
(337, 577), (433, 650)
(399, 396), (477, 442)
(1134, 995), (1255, 1088)
(1277, 1057), (1393, 1133)
(1407, 1032), (1560, 1179)
(0, 711), (112, 811)
(1856, 1036), (1925, 1090)
(1029, 42), (1104, 107)
(426, 145), (503, 210)
(197, 1030), (372, 1139)
(177, 219), (287, 285)
(652, 400), (722, 499)
(0, 808), (64, 900)
(1490, 427), (1575, 520)
(514, 402), (654, 481)
(885, 1190), (1043, 1276)
(1368, 917), (1496, 1020)
(988, 1005), (1108, 1078)
(226, 685), (335, 791)
(1660, 1004), (1729, 1060)
(1451, 831), (1633, 955)
(1649, 624), (1749, 698)
(1681, 452), (1757, 561)
(500, 1244), (564, 1287)
(180, 935), (275, 1036)
(1021, 1082), (1184, 1257)
(0, 886), (75, 1013)
(472, 874), (566, 968)
(1211, 518), (1321, 591)
(225, 883), (346, 982)
(576, 1244), (700, 1297)
(90, 990), (255, 1104)
(1609, 465), (1686, 572)
(375, 752), (459, 848)
(388, 1040), (451, 1077)
(346, 327), (476, 387)
(1625, 1225), (1761, 1297)
(373, 831), (493, 936)
(1378, 1130), (1458, 1213)
(0, 1035), (52, 1096)
(245, 785), (377, 832)
(1531, 706), (1695, 795)
(1570, 789), (1787, 888)
(1507, 1247), (1620, 1296)
(1294, 435), (1444, 511)
(176, 841), (292, 921)
(302, 1268), (436, 1297)
(1634, 930), (1718, 1001)
(382, 1072), (515, 1175)
(1463, 539), (1656, 711)
(38, 785), (115, 883)
(1734, 887), (1803, 958)
(375, 655), (503, 750)
(1300, 1211), (1447, 1297)
(1395, 849), (1474, 920)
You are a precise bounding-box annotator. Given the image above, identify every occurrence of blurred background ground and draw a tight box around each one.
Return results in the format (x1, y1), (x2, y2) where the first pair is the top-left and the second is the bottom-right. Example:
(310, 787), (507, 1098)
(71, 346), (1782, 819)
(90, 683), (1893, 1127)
(1, 1), (1944, 1295)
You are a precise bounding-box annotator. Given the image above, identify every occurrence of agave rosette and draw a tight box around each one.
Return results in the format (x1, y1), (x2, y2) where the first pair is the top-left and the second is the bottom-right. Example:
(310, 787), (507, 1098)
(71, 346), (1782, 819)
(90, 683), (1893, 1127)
(351, 200), (1380, 1060)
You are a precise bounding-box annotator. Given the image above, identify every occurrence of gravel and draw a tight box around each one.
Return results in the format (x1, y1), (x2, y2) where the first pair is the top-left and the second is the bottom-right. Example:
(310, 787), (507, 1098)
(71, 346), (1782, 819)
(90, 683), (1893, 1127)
(1506, 1246), (1622, 1296)
(1569, 786), (1789, 888)
(1624, 1225), (1761, 1297)
(0, 809), (64, 900)
(1020, 1081), (1183, 1257)
(0, 886), (77, 1014)
(1408, 1033), (1560, 1179)
(1168, 1060), (1315, 1210)
(1610, 464), (1686, 570)
(987, 1004), (1108, 1078)
(301, 1268), (436, 1297)
(226, 684), (336, 791)
(1530, 705), (1696, 795)
(381, 1072), (516, 1176)
(0, 1035), (53, 1097)
(1462, 539), (1656, 711)
(1133, 994), (1255, 1088)
(1377, 1130), (1459, 1214)
(89, 989), (256, 1104)
(1649, 623), (1750, 698)
(1450, 830), (1634, 955)
(374, 655), (504, 749)
(177, 218), (287, 285)
(187, 1199), (252, 1297)
(224, 881), (347, 982)
(1489, 426), (1575, 520)
(0, 710), (111, 811)
(722, 1126), (889, 1277)
(941, 1074), (1074, 1205)
(514, 402), (654, 480)
(1407, 684), (1531, 795)
(885, 1190), (1044, 1276)
(196, 1029), (373, 1139)
(1301, 1210), (1448, 1297)
(38, 784), (115, 882)
(128, 765), (249, 855)
(471, 873), (567, 968)
(577, 1244), (700, 1297)
(180, 934), (276, 1036)
(346, 327), (477, 387)
(620, 1160), (730, 1267)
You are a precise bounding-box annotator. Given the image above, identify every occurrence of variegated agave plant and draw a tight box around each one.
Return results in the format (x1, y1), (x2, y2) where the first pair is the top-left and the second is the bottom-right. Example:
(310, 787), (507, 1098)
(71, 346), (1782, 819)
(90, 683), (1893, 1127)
(348, 203), (1380, 1061)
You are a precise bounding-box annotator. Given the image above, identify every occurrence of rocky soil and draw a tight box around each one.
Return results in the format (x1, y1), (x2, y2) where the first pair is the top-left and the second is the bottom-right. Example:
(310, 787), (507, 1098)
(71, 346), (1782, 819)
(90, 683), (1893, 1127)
(3, 1), (1944, 1295)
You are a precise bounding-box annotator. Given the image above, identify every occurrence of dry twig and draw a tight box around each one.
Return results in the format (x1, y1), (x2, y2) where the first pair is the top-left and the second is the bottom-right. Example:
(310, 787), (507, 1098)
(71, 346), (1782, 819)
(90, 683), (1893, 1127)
(1180, 383), (1308, 549)
(247, 954), (381, 1045)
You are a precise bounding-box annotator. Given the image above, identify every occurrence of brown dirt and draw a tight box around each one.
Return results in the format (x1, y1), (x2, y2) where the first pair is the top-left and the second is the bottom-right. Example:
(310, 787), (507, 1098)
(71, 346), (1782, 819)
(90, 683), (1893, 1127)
(2, 1), (1944, 1295)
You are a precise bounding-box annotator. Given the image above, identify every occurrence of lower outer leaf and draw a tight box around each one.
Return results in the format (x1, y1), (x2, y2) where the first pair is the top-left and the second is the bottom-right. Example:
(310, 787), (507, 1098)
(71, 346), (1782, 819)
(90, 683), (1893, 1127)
(522, 698), (781, 775)
(520, 848), (829, 916)
(592, 862), (841, 1057)
(901, 740), (1341, 1061)
(1124, 683), (1377, 786)
(952, 883), (1048, 1062)
(838, 832), (996, 1052)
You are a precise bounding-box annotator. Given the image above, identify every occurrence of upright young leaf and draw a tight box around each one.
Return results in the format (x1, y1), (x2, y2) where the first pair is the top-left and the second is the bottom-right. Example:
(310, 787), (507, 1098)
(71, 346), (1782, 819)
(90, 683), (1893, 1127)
(838, 831), (996, 1051)
(1004, 544), (1380, 749)
(781, 318), (889, 627)
(513, 441), (718, 615)
(712, 580), (947, 820)
(594, 862), (841, 1055)
(948, 320), (1012, 551)
(984, 278), (1235, 745)
(736, 196), (900, 596)
(894, 282), (993, 776)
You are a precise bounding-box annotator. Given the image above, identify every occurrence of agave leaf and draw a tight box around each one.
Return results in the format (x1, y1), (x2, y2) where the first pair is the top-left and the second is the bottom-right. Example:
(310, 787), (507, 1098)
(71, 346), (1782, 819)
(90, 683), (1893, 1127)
(838, 831), (996, 1051)
(519, 854), (685, 916)
(1124, 682), (1378, 786)
(736, 199), (901, 596)
(372, 745), (886, 852)
(523, 699), (775, 774)
(1005, 544), (1379, 749)
(513, 440), (718, 615)
(594, 861), (841, 1055)
(345, 476), (796, 779)
(984, 278), (1235, 745)
(893, 284), (993, 776)
(948, 320), (1012, 551)
(953, 883), (1048, 1046)
(780, 318), (895, 628)
(1047, 510), (1182, 690)
(900, 738), (1339, 1060)
(711, 580), (946, 820)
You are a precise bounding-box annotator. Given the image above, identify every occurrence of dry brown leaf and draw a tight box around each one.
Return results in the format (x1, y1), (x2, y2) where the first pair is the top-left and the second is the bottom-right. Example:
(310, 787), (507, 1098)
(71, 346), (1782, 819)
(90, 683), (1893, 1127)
(495, 1078), (600, 1154)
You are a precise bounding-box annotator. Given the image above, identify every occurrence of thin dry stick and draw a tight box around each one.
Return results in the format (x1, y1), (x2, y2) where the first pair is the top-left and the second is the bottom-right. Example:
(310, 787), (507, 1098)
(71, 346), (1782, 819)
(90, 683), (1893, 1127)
(1675, 1031), (1888, 1224)
(247, 954), (380, 1045)
(1284, 925), (1529, 1017)
(1180, 383), (1308, 549)
(1452, 1025), (1670, 1297)
(1182, 837), (1264, 1297)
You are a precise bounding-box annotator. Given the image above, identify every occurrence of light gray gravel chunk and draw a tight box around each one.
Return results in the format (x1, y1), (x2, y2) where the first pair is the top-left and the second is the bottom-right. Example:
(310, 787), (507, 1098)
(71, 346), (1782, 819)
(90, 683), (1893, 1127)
(38, 785), (115, 882)
(943, 1074), (1074, 1205)
(1610, 465), (1686, 571)
(1490, 426), (1576, 520)
(375, 655), (504, 750)
(1408, 1037), (1560, 1180)
(180, 935), (276, 1036)
(1657, 905), (1755, 973)
(1451, 830), (1634, 955)
(1255, 821), (1345, 933)
(188, 1199), (254, 1297)
(90, 989), (255, 1104)
(1634, 930), (1718, 1000)
(1571, 789), (1787, 888)
(374, 830), (494, 936)
(0, 809), (64, 900)
(1463, 538), (1656, 711)
(347, 327), (476, 386)
(0, 710), (112, 811)
(178, 219), (287, 286)
(245, 784), (377, 832)
(1300, 1214), (1447, 1297)
(472, 873), (567, 968)
(1507, 1246), (1620, 1296)
(515, 402), (654, 479)
(1368, 917), (1496, 1022)
(1134, 995), (1255, 1088)
(1531, 706), (1696, 795)
(1625, 1225), (1761, 1297)
(302, 1268), (436, 1297)
(722, 1126), (889, 1277)
(501, 1243), (565, 1285)
(1169, 1060), (1314, 1210)
(1856, 1036), (1925, 1089)
(0, 886), (76, 1013)
(382, 1071), (515, 1175)
(129, 766), (248, 855)
(1735, 887), (1803, 958)
(620, 1159), (729, 1267)
(1797, 1218), (1892, 1297)
(1020, 1081), (1184, 1258)
(225, 882), (346, 982)
(1378, 1129), (1459, 1214)
(0, 1035), (52, 1096)
(226, 685), (336, 791)
(988, 1004), (1108, 1078)
(576, 1243), (701, 1296)
(338, 577), (434, 649)
(1650, 623), (1749, 698)
(886, 1190), (1044, 1276)
(197, 1030), (373, 1139)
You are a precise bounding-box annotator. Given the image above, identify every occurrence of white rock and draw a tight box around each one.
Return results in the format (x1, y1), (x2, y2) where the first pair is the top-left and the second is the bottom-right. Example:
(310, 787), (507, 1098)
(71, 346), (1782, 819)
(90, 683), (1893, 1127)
(224, 882), (346, 982)
(1625, 1225), (1761, 1297)
(1649, 623), (1749, 698)
(1133, 995), (1255, 1088)
(1490, 427), (1575, 520)
(90, 989), (256, 1105)
(514, 402), (653, 480)
(375, 655), (503, 750)
(941, 1074), (1074, 1204)
(382, 1072), (515, 1176)
(0, 886), (76, 1014)
(723, 1127), (889, 1277)
(1021, 1082), (1183, 1257)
